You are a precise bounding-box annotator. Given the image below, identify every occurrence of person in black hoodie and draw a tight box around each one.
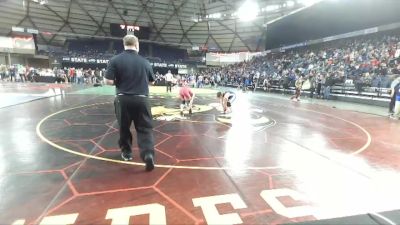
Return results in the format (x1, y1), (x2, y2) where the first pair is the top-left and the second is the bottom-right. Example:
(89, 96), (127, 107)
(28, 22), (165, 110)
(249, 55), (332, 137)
(391, 82), (400, 119)
(389, 77), (400, 116)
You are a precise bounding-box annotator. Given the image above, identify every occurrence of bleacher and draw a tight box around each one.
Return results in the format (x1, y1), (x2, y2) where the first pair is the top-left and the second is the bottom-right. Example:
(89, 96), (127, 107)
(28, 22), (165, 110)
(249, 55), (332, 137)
(223, 78), (394, 107)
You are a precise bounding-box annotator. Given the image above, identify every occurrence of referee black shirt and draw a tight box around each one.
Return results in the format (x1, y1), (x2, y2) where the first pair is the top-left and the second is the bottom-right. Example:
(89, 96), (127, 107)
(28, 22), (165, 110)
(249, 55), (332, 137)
(106, 50), (155, 96)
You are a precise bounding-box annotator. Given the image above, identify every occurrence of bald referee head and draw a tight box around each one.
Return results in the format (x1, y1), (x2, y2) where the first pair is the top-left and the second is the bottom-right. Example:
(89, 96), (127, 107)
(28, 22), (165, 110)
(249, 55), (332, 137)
(105, 34), (156, 171)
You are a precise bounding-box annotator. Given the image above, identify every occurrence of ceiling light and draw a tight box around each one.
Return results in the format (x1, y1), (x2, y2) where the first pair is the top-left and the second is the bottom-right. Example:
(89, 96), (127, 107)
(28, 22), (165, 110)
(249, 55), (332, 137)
(265, 5), (280, 12)
(286, 1), (295, 7)
(237, 0), (259, 21)
(213, 13), (221, 19)
(31, 0), (48, 5)
(297, 0), (320, 7)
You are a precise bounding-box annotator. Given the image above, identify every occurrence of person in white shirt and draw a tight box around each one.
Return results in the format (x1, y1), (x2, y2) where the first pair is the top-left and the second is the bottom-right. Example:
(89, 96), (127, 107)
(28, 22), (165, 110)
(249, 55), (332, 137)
(19, 66), (27, 82)
(76, 69), (83, 84)
(197, 75), (203, 88)
(165, 70), (173, 92)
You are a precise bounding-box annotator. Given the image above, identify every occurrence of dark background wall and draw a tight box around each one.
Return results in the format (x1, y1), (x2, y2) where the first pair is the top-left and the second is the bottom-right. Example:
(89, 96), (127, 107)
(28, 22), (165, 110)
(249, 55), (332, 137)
(265, 0), (400, 50)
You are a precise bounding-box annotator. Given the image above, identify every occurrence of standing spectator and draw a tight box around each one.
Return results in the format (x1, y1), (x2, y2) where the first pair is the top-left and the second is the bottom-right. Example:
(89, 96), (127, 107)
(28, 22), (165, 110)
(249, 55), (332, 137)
(316, 74), (323, 98)
(105, 35), (155, 171)
(263, 76), (270, 92)
(290, 76), (304, 101)
(190, 74), (196, 87)
(324, 74), (334, 100)
(197, 74), (203, 88)
(216, 73), (221, 86)
(10, 65), (16, 82)
(18, 65), (26, 82)
(389, 77), (400, 116)
(0, 64), (6, 80)
(69, 67), (75, 83)
(309, 74), (316, 98)
(253, 71), (260, 91)
(392, 82), (400, 120)
(76, 68), (83, 84)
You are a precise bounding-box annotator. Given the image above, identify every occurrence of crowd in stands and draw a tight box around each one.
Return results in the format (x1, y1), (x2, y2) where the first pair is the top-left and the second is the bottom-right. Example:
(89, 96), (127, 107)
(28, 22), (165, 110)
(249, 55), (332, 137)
(3, 30), (400, 102)
(191, 34), (400, 99)
(56, 39), (188, 65)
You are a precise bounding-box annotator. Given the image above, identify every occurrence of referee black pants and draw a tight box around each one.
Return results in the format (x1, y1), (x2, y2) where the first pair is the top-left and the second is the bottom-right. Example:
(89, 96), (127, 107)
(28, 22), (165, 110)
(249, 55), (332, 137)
(166, 81), (172, 92)
(114, 95), (154, 160)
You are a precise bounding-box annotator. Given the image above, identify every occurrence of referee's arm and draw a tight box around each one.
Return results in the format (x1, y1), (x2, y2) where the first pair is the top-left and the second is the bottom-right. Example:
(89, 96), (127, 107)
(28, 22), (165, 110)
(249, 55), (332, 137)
(105, 59), (116, 86)
(147, 61), (155, 85)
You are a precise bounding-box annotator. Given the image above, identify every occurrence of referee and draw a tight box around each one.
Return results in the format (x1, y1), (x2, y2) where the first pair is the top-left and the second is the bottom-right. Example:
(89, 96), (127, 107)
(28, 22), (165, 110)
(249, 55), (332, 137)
(165, 70), (173, 92)
(105, 35), (155, 171)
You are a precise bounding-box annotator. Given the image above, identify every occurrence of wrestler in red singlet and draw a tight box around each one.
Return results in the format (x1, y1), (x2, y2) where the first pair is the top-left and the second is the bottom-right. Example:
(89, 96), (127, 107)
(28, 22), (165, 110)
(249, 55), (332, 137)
(179, 83), (195, 116)
(179, 85), (193, 101)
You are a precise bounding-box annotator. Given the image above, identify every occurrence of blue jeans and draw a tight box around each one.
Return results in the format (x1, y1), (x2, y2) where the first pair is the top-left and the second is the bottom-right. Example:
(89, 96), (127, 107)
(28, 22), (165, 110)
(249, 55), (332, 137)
(394, 100), (400, 118)
(324, 86), (331, 100)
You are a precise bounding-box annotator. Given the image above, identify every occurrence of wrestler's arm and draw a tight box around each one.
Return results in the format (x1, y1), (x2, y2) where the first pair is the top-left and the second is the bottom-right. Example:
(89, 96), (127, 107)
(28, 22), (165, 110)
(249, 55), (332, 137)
(189, 92), (195, 107)
(222, 97), (228, 113)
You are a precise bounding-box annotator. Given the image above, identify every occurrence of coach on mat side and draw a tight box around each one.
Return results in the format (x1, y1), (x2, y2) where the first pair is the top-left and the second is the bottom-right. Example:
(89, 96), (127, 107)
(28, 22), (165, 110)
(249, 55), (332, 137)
(105, 35), (155, 171)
